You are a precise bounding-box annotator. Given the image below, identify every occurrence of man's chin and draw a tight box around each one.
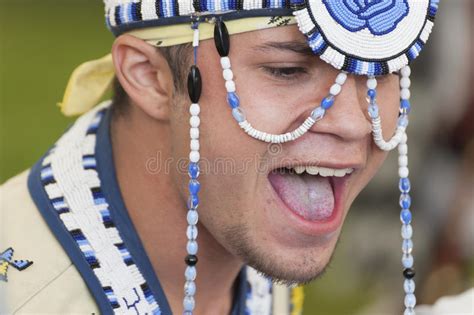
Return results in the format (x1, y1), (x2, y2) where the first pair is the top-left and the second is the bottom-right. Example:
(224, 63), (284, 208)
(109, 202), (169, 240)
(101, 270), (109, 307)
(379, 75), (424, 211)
(246, 257), (332, 287)
(223, 218), (341, 286)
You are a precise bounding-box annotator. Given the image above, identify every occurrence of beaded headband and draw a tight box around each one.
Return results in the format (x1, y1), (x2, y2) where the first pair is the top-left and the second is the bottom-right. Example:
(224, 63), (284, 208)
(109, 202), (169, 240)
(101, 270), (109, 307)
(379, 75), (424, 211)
(60, 1), (440, 313)
(104, 0), (293, 36)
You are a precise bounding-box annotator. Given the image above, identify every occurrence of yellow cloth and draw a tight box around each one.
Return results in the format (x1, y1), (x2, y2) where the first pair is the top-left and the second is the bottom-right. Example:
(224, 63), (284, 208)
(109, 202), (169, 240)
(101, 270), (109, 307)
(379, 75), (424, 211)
(291, 286), (305, 315)
(59, 54), (115, 116)
(59, 16), (295, 116)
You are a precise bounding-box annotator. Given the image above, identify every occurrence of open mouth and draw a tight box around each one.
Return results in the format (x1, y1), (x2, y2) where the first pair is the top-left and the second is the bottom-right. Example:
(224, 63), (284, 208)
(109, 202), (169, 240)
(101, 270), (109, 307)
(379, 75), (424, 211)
(268, 165), (353, 222)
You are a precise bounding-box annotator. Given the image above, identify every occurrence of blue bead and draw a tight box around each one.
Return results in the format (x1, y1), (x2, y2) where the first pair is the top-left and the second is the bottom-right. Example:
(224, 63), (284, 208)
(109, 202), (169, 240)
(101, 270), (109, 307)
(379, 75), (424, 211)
(189, 180), (200, 194)
(187, 210), (198, 225)
(367, 89), (377, 99)
(187, 241), (198, 255)
(368, 105), (379, 118)
(401, 99), (411, 112)
(184, 281), (196, 296)
(321, 97), (335, 110)
(290, 0), (305, 5)
(311, 107), (326, 121)
(227, 92), (240, 108)
(187, 194), (199, 209)
(399, 178), (411, 193)
(183, 296), (195, 311)
(188, 162), (200, 179)
(398, 115), (409, 127)
(400, 209), (412, 224)
(399, 193), (411, 209)
(232, 107), (246, 122)
(185, 266), (196, 281)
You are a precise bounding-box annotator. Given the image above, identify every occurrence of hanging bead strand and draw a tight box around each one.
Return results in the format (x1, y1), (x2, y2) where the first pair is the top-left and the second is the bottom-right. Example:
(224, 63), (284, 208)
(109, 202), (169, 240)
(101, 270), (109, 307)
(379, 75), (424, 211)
(399, 129), (416, 315)
(366, 66), (416, 313)
(397, 66), (417, 315)
(214, 20), (348, 144)
(183, 20), (201, 315)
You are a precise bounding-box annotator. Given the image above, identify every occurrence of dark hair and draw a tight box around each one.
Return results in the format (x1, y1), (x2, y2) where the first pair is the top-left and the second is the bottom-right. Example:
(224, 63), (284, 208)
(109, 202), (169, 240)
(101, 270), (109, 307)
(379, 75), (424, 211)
(112, 43), (193, 116)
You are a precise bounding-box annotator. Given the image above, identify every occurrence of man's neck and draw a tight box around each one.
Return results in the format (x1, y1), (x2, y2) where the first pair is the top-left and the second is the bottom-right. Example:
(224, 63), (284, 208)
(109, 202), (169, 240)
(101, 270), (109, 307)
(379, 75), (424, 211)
(110, 106), (243, 314)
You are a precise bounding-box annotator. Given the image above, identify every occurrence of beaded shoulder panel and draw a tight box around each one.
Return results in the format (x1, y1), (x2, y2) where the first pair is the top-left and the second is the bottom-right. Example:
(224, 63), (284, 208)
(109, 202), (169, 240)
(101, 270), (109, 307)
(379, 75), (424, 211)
(39, 102), (161, 314)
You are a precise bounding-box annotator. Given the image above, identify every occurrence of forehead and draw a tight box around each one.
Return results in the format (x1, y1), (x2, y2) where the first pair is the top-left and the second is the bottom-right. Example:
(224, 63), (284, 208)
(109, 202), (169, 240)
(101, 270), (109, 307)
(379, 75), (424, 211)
(230, 25), (308, 47)
(197, 24), (312, 58)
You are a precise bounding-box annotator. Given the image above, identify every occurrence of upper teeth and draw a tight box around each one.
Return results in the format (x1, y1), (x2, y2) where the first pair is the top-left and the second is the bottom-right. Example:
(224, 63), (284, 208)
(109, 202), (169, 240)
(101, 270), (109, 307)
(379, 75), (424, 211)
(289, 166), (354, 177)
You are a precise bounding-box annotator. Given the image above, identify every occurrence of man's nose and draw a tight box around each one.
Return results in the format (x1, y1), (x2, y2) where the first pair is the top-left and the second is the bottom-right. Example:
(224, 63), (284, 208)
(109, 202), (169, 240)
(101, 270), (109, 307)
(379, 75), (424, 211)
(310, 74), (372, 142)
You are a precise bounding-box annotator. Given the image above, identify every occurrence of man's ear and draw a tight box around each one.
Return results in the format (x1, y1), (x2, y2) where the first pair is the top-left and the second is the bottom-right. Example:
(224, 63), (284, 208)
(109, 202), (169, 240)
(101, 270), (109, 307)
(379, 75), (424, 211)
(112, 34), (173, 121)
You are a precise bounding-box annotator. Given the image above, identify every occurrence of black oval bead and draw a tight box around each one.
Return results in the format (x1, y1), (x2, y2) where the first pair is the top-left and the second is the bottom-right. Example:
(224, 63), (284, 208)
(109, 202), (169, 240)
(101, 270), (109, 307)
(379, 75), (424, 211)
(214, 20), (230, 57)
(403, 268), (415, 279)
(185, 254), (198, 266)
(187, 65), (202, 103)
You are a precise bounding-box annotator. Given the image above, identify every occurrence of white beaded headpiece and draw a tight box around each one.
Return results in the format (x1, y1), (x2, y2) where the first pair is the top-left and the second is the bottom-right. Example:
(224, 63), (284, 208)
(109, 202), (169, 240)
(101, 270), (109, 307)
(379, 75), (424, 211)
(292, 0), (439, 75)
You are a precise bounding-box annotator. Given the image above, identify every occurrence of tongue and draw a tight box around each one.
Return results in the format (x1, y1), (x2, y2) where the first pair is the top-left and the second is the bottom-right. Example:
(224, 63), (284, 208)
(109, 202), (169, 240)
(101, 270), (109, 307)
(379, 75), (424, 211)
(268, 171), (334, 221)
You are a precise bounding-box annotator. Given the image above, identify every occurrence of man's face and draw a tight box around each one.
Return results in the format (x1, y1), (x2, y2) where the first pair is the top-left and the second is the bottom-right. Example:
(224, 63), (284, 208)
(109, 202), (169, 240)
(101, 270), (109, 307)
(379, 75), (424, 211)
(168, 25), (399, 284)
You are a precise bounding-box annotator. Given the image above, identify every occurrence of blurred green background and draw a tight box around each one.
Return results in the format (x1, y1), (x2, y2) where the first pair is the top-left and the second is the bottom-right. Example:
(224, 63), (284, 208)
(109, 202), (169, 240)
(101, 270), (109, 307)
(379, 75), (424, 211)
(1, 1), (472, 315)
(0, 0), (109, 183)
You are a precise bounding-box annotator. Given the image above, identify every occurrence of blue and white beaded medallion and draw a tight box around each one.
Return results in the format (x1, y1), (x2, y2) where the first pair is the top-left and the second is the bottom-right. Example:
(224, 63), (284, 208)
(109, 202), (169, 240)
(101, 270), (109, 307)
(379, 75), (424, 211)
(293, 0), (440, 75)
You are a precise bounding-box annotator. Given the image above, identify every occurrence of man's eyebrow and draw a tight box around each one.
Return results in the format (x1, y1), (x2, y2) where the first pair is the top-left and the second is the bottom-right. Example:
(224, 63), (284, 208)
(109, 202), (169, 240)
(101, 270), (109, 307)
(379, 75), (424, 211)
(254, 41), (314, 56)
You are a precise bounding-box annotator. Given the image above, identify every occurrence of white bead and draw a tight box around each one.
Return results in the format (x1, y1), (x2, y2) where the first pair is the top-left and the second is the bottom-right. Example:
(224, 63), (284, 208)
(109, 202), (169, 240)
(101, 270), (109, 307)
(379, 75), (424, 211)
(402, 239), (414, 254)
(186, 240), (198, 255)
(189, 151), (200, 163)
(187, 225), (198, 240)
(401, 88), (411, 100)
(404, 279), (416, 294)
(189, 103), (200, 116)
(402, 254), (414, 268)
(190, 127), (199, 140)
(330, 84), (342, 96)
(400, 77), (411, 89)
(401, 224), (413, 239)
(223, 69), (233, 81)
(184, 296), (195, 311)
(336, 72), (347, 85)
(404, 293), (416, 308)
(225, 80), (236, 92)
(185, 266), (196, 281)
(367, 77), (377, 89)
(190, 116), (200, 128)
(190, 139), (200, 151)
(399, 166), (409, 178)
(404, 308), (415, 315)
(398, 155), (408, 167)
(401, 132), (408, 144)
(264, 133), (271, 143)
(184, 281), (196, 296)
(398, 144), (408, 155)
(220, 57), (231, 69)
(192, 29), (200, 47)
(401, 66), (411, 77)
(187, 210), (198, 225)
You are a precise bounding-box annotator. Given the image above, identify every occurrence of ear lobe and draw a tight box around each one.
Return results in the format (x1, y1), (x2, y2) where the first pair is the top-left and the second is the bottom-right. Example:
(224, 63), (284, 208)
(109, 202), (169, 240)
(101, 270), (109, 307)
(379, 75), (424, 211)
(112, 34), (173, 121)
